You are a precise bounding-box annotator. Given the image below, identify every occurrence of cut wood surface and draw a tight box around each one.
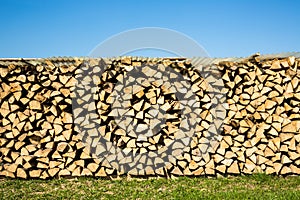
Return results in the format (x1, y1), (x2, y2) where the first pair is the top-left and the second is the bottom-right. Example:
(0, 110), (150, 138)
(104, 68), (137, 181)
(0, 54), (300, 178)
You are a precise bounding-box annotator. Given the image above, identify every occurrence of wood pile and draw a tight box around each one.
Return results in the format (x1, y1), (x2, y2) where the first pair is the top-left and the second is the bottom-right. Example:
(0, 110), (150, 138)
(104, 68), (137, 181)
(216, 54), (300, 175)
(71, 57), (218, 176)
(0, 54), (300, 179)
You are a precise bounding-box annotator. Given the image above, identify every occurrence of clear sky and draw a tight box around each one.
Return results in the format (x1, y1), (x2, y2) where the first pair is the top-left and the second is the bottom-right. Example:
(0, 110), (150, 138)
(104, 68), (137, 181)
(0, 0), (299, 58)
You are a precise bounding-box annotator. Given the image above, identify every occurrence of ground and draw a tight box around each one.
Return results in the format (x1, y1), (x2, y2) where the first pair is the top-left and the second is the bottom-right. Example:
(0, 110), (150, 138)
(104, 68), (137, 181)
(1, 174), (300, 199)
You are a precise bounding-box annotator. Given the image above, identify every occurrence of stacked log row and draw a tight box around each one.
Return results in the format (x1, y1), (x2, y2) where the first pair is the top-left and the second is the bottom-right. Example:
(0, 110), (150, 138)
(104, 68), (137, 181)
(0, 54), (300, 179)
(0, 57), (215, 178)
(0, 58), (115, 178)
(215, 54), (300, 175)
(61, 57), (218, 176)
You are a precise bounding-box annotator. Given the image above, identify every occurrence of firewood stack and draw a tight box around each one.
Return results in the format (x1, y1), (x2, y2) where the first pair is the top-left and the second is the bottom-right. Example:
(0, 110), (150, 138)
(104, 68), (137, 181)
(0, 54), (300, 179)
(215, 54), (300, 175)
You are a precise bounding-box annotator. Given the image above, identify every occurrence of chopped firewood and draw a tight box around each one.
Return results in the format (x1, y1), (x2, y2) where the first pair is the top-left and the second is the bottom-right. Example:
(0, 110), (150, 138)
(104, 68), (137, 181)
(1, 55), (300, 179)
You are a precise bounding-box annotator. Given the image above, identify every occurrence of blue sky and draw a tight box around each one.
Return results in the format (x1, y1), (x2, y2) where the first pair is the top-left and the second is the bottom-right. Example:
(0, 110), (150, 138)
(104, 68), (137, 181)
(0, 0), (299, 58)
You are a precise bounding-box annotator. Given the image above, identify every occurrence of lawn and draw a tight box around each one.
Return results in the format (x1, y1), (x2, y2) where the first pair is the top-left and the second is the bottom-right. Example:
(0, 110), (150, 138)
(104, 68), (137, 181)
(1, 174), (300, 199)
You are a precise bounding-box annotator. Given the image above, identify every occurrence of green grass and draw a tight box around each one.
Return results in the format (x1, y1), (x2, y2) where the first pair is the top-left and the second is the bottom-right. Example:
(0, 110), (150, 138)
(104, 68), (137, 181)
(1, 174), (300, 199)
